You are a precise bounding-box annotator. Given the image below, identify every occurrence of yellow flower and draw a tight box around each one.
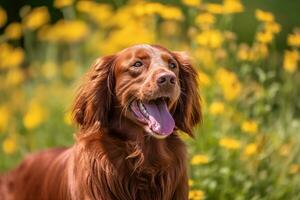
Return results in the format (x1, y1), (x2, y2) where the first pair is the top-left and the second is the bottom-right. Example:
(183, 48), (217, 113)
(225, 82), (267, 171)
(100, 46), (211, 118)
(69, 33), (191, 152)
(0, 44), (25, 69)
(2, 136), (17, 154)
(191, 154), (209, 165)
(244, 143), (258, 156)
(0, 6), (7, 27)
(209, 101), (225, 115)
(159, 6), (184, 21)
(188, 179), (194, 187)
(251, 43), (269, 60)
(219, 137), (241, 150)
(264, 22), (281, 34)
(23, 6), (50, 30)
(195, 48), (213, 67)
(255, 9), (274, 22)
(40, 20), (89, 43)
(283, 50), (298, 73)
(23, 100), (47, 129)
(189, 189), (205, 200)
(287, 31), (300, 47)
(206, 3), (224, 14)
(216, 68), (242, 101)
(181, 0), (201, 7)
(241, 120), (258, 134)
(0, 106), (10, 132)
(5, 69), (24, 86)
(196, 29), (223, 48)
(195, 13), (215, 26)
(197, 71), (211, 87)
(4, 22), (22, 40)
(42, 62), (57, 79)
(237, 44), (250, 61)
(256, 31), (274, 44)
(223, 0), (244, 14)
(54, 0), (74, 8)
(76, 1), (112, 26)
(64, 111), (72, 125)
(289, 164), (299, 174)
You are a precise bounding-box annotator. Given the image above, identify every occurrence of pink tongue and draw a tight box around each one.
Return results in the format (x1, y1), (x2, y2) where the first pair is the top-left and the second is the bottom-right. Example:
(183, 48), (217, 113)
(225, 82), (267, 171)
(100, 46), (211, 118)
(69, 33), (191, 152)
(143, 101), (175, 136)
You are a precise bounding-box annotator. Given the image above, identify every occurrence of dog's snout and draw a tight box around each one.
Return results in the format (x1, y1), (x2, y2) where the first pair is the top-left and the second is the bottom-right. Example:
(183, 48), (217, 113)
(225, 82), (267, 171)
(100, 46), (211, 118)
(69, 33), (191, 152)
(156, 73), (176, 87)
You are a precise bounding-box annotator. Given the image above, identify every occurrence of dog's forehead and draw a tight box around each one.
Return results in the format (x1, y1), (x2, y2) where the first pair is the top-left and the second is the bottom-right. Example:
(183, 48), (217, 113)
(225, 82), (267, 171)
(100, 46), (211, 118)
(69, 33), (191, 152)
(118, 44), (171, 59)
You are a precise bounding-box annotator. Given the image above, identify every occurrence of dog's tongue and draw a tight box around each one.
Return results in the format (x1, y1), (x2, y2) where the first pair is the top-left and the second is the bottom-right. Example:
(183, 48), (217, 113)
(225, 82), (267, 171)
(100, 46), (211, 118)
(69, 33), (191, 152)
(143, 100), (175, 136)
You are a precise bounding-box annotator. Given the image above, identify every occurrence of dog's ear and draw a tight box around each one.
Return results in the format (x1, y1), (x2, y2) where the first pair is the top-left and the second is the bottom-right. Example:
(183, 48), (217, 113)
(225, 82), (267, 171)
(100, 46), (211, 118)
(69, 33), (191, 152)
(72, 55), (115, 130)
(172, 51), (202, 137)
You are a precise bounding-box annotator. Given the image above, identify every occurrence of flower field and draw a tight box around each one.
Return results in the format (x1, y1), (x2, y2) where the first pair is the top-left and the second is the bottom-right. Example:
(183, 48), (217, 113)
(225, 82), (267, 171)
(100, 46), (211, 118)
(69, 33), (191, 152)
(0, 0), (300, 199)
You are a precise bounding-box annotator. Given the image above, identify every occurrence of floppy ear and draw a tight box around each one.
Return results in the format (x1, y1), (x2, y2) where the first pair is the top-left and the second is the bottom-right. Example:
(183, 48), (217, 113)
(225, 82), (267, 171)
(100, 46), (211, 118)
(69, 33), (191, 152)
(72, 55), (115, 130)
(172, 51), (202, 136)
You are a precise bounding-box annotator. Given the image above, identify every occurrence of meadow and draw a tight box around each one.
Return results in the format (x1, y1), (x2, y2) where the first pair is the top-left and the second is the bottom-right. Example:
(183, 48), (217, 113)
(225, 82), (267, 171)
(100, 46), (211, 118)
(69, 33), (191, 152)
(1, 0), (300, 199)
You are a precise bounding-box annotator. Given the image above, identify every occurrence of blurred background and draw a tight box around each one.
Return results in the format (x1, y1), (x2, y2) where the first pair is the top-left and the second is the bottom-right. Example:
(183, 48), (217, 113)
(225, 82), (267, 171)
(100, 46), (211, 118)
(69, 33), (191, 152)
(0, 0), (299, 199)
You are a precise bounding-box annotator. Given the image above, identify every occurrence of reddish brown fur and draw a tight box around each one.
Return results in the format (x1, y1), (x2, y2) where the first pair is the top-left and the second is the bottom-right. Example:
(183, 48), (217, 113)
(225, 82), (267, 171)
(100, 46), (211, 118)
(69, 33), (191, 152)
(0, 44), (201, 200)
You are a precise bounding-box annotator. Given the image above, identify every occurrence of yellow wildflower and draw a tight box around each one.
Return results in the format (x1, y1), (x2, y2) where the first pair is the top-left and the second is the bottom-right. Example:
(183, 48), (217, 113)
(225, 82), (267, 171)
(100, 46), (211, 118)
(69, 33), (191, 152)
(4, 22), (22, 40)
(195, 48), (213, 67)
(23, 100), (47, 129)
(0, 6), (7, 27)
(283, 50), (298, 73)
(209, 101), (225, 115)
(5, 69), (24, 86)
(241, 120), (258, 134)
(197, 71), (211, 87)
(196, 29), (223, 48)
(251, 43), (269, 60)
(264, 22), (281, 34)
(223, 0), (244, 14)
(159, 7), (183, 21)
(188, 179), (194, 187)
(23, 6), (50, 30)
(41, 20), (89, 43)
(219, 137), (241, 150)
(42, 62), (57, 79)
(64, 111), (72, 125)
(0, 106), (10, 132)
(237, 44), (250, 61)
(54, 0), (74, 8)
(289, 164), (299, 174)
(255, 9), (274, 22)
(256, 31), (274, 44)
(182, 0), (201, 7)
(189, 189), (205, 200)
(76, 1), (112, 26)
(160, 21), (180, 37)
(2, 136), (17, 154)
(216, 68), (242, 101)
(191, 154), (209, 165)
(244, 143), (258, 156)
(287, 31), (300, 47)
(0, 44), (25, 69)
(195, 13), (215, 26)
(206, 3), (224, 14)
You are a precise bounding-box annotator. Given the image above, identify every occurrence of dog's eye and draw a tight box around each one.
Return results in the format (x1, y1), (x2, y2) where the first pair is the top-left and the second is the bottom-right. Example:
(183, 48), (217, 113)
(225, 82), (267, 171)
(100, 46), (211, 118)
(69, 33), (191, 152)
(169, 61), (177, 69)
(132, 61), (143, 68)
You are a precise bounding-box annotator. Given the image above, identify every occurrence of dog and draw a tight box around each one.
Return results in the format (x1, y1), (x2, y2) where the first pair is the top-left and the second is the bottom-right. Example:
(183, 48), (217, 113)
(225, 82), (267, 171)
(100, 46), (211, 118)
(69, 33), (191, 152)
(0, 44), (201, 200)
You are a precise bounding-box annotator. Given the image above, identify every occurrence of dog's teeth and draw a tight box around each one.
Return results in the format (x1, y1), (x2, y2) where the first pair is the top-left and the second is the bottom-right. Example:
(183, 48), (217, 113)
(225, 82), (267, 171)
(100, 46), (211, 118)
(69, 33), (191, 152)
(138, 102), (149, 118)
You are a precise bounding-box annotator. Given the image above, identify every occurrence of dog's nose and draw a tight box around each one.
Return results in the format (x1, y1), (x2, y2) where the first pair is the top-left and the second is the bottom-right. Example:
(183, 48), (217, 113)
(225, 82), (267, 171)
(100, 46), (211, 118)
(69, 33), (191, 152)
(157, 73), (176, 87)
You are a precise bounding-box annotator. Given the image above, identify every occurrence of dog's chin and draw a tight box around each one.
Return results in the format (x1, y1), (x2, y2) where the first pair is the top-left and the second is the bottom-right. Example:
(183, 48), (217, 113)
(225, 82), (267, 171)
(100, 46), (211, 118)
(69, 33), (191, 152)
(129, 98), (175, 139)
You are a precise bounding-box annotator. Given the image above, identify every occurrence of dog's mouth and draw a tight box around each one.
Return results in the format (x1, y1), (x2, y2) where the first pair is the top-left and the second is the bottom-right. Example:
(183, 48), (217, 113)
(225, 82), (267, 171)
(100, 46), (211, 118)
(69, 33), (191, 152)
(130, 98), (175, 139)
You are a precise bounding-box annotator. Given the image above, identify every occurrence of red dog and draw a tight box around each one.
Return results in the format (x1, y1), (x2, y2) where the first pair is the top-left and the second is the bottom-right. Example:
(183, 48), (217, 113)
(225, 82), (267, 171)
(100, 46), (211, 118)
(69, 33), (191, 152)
(0, 44), (201, 200)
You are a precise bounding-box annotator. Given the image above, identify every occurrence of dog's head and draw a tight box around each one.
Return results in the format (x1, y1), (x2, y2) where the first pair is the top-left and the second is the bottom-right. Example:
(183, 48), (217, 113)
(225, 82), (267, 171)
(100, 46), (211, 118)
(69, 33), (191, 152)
(72, 44), (201, 139)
